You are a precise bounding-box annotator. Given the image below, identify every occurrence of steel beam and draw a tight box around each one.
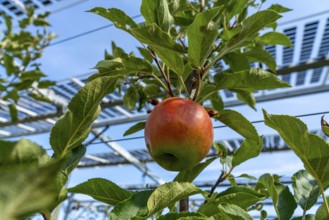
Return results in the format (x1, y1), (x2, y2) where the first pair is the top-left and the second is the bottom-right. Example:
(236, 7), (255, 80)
(91, 128), (164, 184)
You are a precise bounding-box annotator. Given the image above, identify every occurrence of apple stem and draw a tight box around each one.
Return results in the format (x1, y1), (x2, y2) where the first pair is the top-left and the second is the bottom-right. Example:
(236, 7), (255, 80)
(150, 50), (175, 97)
(179, 197), (189, 212)
(205, 168), (233, 203)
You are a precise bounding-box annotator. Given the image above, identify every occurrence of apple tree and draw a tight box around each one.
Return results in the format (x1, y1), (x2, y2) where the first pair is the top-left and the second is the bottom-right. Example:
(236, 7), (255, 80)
(1, 0), (329, 219)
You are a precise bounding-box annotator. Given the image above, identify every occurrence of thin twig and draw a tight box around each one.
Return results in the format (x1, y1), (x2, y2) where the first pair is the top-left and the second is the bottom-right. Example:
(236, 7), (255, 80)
(150, 50), (175, 97)
(205, 168), (233, 203)
(192, 68), (204, 101)
(179, 197), (189, 212)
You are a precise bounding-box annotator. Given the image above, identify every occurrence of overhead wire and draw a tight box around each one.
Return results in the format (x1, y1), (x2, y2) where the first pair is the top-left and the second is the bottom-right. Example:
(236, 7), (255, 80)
(48, 14), (142, 47)
(84, 110), (329, 146)
(45, 5), (329, 48)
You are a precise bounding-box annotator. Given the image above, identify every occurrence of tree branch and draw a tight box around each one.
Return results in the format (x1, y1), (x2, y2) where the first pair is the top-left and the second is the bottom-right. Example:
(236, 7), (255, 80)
(179, 197), (189, 212)
(205, 167), (233, 203)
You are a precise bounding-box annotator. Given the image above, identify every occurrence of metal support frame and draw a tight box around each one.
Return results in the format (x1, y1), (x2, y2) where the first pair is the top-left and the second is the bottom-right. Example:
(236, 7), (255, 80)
(91, 128), (164, 184)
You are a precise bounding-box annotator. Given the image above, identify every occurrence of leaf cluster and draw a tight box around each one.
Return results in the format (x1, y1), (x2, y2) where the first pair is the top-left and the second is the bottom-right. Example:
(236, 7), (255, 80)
(0, 8), (56, 122)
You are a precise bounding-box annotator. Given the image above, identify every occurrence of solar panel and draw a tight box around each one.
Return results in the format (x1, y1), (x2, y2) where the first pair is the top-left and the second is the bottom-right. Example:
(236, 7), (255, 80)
(300, 21), (319, 62)
(318, 18), (329, 57)
(283, 27), (297, 65)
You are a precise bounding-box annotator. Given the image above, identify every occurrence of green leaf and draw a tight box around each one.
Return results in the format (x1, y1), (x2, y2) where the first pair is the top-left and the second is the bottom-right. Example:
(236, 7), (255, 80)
(6, 89), (19, 103)
(196, 84), (218, 103)
(141, 0), (157, 24)
(187, 7), (221, 68)
(50, 76), (118, 157)
(263, 110), (329, 189)
(231, 89), (256, 110)
(143, 84), (161, 96)
(123, 86), (139, 110)
(236, 174), (257, 180)
(0, 139), (49, 166)
(111, 41), (128, 58)
(157, 0), (174, 32)
(174, 157), (217, 183)
(130, 24), (185, 76)
(258, 174), (297, 220)
(224, 0), (249, 21)
(4, 14), (12, 34)
(38, 80), (56, 88)
(155, 48), (185, 76)
(221, 27), (242, 41)
(64, 145), (86, 174)
(94, 58), (123, 72)
(20, 70), (46, 81)
(88, 7), (138, 32)
(123, 122), (146, 136)
(215, 109), (258, 141)
(199, 187), (265, 216)
(68, 178), (133, 205)
(315, 197), (329, 220)
(244, 48), (276, 72)
(147, 182), (202, 216)
(260, 210), (267, 220)
(158, 212), (209, 220)
(131, 25), (184, 53)
(257, 174), (278, 213)
(217, 203), (253, 220)
(223, 52), (250, 72)
(138, 47), (153, 63)
(259, 32), (292, 47)
(214, 142), (227, 158)
(214, 68), (291, 92)
(92, 56), (153, 79)
(276, 184), (297, 220)
(268, 4), (292, 13)
(232, 137), (263, 168)
(29, 93), (52, 104)
(0, 161), (62, 220)
(210, 93), (224, 112)
(321, 115), (329, 137)
(226, 10), (282, 51)
(110, 190), (153, 220)
(292, 170), (320, 211)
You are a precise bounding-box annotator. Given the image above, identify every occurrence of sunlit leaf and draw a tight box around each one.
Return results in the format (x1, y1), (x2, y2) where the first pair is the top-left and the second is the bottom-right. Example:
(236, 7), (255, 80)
(68, 178), (133, 205)
(174, 157), (217, 183)
(123, 122), (146, 136)
(147, 182), (202, 216)
(259, 32), (292, 47)
(50, 76), (118, 157)
(187, 7), (221, 68)
(263, 110), (329, 189)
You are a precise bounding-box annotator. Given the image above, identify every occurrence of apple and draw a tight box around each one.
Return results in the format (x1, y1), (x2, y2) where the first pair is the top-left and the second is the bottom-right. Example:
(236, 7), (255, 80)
(144, 97), (214, 171)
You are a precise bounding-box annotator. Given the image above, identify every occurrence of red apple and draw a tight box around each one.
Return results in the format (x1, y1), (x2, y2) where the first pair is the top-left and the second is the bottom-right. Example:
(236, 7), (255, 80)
(144, 97), (214, 171)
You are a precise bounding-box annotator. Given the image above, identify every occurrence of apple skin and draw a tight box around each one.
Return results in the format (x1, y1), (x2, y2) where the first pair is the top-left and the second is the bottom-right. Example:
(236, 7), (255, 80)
(144, 97), (214, 171)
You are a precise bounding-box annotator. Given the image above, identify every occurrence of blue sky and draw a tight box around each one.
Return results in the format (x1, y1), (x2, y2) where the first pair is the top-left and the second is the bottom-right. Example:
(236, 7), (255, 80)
(13, 0), (329, 217)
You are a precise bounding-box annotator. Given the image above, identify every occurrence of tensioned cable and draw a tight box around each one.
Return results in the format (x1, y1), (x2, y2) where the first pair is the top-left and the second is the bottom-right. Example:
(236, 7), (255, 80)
(46, 7), (329, 48)
(84, 110), (329, 146)
(48, 14), (142, 47)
